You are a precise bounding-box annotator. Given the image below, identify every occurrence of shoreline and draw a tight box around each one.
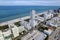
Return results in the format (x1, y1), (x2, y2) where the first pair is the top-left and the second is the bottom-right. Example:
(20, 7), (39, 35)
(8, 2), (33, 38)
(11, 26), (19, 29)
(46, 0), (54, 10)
(0, 12), (45, 26)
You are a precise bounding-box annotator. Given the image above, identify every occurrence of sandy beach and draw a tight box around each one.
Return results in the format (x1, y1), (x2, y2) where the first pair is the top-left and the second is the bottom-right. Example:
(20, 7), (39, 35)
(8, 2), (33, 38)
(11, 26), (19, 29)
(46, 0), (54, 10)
(0, 12), (45, 26)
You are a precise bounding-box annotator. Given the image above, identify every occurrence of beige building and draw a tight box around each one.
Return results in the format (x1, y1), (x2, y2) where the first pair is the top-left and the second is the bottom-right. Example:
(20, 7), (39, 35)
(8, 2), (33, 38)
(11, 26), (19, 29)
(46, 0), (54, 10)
(58, 13), (60, 17)
(49, 27), (60, 40)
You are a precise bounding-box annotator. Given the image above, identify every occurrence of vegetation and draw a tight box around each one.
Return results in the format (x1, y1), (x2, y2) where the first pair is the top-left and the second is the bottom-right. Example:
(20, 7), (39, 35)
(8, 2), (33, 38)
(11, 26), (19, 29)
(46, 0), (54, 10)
(0, 25), (8, 30)
(5, 34), (13, 39)
(39, 14), (44, 17)
(14, 21), (21, 27)
(45, 35), (49, 40)
(37, 23), (48, 33)
(44, 27), (48, 30)
(14, 31), (26, 40)
(24, 19), (29, 22)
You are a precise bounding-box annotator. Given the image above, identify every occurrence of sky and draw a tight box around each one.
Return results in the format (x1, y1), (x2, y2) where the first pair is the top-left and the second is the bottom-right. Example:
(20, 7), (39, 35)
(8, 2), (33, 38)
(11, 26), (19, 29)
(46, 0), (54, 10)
(0, 0), (60, 1)
(0, 0), (60, 6)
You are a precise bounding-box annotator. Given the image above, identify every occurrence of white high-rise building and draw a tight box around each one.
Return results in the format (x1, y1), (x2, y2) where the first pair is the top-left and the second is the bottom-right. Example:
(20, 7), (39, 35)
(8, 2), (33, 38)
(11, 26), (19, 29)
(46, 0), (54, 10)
(29, 10), (37, 27)
(30, 10), (36, 20)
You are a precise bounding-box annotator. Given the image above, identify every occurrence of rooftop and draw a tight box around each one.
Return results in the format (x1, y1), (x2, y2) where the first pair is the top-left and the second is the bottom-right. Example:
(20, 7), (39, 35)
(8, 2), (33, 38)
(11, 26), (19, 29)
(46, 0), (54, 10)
(46, 17), (60, 27)
(21, 30), (47, 40)
(18, 26), (26, 33)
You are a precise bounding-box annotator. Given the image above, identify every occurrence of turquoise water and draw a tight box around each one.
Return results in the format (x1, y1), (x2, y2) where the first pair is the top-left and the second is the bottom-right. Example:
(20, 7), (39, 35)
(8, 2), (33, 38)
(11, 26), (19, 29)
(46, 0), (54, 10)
(0, 6), (60, 23)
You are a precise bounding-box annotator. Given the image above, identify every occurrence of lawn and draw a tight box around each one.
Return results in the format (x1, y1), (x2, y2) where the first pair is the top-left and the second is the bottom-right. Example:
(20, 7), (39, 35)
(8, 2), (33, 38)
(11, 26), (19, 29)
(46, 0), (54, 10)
(0, 25), (8, 30)
(14, 21), (21, 27)
(45, 35), (49, 40)
(24, 19), (29, 22)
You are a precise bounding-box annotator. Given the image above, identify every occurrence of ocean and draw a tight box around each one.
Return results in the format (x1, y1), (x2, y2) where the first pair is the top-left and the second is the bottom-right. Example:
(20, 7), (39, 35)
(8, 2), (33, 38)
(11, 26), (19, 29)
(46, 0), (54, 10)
(0, 6), (60, 23)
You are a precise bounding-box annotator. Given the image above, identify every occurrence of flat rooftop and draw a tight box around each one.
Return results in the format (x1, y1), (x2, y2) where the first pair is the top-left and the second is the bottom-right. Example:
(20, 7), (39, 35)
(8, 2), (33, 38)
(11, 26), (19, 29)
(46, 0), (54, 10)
(21, 30), (47, 40)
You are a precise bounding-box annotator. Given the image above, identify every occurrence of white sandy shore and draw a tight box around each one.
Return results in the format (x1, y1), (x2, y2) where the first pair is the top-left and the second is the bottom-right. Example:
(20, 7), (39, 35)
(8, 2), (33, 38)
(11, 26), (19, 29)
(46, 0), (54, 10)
(0, 12), (45, 26)
(0, 16), (30, 26)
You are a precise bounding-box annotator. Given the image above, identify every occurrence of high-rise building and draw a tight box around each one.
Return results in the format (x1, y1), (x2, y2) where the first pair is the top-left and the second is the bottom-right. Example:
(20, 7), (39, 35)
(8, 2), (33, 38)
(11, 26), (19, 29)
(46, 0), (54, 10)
(29, 10), (37, 27)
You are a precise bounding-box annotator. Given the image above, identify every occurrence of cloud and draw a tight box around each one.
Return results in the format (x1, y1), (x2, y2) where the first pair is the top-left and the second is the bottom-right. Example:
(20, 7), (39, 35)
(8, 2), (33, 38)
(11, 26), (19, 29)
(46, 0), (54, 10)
(0, 1), (60, 6)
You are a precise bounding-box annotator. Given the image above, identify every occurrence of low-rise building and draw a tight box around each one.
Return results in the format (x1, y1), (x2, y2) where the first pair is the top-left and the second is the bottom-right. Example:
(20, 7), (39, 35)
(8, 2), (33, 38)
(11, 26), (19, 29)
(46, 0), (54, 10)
(35, 16), (45, 22)
(21, 30), (47, 40)
(18, 26), (26, 33)
(46, 17), (60, 27)
(0, 30), (4, 40)
(44, 29), (53, 35)
(44, 11), (53, 20)
(49, 27), (60, 40)
(58, 13), (60, 17)
(8, 24), (19, 38)
(21, 20), (32, 30)
(2, 29), (12, 40)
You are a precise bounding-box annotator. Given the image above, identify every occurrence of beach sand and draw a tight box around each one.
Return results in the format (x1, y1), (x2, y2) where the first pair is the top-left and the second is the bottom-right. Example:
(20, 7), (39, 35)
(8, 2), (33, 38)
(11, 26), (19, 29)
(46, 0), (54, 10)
(0, 12), (45, 26)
